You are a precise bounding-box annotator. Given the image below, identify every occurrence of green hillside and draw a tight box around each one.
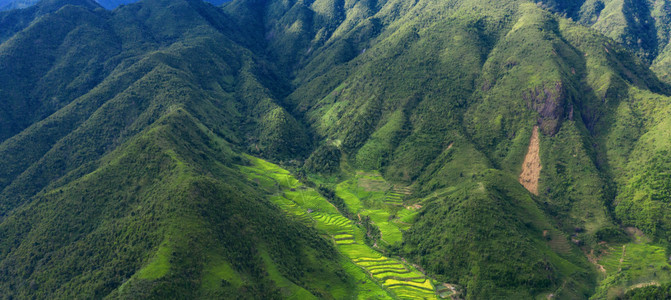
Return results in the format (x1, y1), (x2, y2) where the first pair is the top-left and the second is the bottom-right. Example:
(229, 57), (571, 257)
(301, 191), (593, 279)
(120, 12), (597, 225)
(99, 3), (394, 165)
(0, 109), (352, 298)
(1, 0), (671, 298)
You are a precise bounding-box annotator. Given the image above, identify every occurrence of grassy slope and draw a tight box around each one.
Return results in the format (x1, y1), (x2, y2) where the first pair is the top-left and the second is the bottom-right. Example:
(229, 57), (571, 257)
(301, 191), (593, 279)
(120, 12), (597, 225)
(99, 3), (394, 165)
(592, 231), (671, 299)
(405, 170), (595, 299)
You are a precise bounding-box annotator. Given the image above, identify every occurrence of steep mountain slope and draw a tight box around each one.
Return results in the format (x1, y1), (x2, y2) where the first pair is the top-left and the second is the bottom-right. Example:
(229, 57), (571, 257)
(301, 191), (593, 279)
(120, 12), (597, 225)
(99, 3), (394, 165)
(2, 0), (671, 298)
(0, 0), (35, 10)
(223, 0), (671, 297)
(0, 0), (329, 298)
(276, 1), (604, 296)
(0, 0), (112, 144)
(0, 109), (350, 298)
(533, 0), (671, 83)
(0, 0), (102, 42)
(0, 0), (309, 210)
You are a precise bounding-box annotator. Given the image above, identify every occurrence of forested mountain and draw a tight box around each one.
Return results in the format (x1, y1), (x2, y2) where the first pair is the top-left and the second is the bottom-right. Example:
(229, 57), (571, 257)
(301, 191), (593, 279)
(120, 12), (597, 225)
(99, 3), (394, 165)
(537, 0), (671, 82)
(1, 0), (671, 298)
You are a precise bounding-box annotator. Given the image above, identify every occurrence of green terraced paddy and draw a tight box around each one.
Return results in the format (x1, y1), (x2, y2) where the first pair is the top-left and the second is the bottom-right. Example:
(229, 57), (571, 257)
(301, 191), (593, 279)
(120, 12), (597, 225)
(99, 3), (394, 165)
(593, 241), (671, 298)
(333, 174), (421, 246)
(375, 274), (426, 282)
(241, 156), (439, 299)
(369, 267), (409, 273)
(385, 279), (434, 290)
(353, 257), (392, 263)
(371, 270), (415, 277)
(384, 192), (403, 205)
(268, 196), (314, 225)
(312, 213), (351, 227)
(390, 286), (436, 300)
(357, 261), (401, 268)
(364, 264), (407, 271)
(368, 210), (403, 244)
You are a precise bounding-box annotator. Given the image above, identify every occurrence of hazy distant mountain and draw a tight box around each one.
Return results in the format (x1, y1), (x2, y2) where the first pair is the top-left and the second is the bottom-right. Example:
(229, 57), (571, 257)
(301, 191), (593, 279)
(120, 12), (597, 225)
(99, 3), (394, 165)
(1, 0), (229, 10)
(0, 0), (34, 10)
(1, 0), (671, 298)
(93, 0), (136, 9)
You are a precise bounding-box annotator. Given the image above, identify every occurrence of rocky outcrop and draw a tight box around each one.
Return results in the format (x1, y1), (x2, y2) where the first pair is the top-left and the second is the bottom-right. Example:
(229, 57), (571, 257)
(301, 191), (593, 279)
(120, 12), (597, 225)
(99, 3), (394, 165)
(523, 81), (566, 136)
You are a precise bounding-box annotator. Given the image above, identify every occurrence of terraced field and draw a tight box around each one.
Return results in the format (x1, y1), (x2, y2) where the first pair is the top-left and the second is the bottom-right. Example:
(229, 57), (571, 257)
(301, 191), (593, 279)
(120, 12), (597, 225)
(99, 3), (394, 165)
(340, 242), (436, 299)
(240, 156), (438, 299)
(385, 185), (412, 206)
(593, 238), (671, 298)
(384, 191), (403, 206)
(335, 173), (419, 246)
(269, 195), (314, 225)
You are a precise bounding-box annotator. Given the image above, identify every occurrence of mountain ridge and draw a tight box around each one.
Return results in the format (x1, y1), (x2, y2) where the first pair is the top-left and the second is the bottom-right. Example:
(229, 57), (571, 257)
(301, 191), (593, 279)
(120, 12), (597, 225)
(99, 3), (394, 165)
(1, 0), (671, 298)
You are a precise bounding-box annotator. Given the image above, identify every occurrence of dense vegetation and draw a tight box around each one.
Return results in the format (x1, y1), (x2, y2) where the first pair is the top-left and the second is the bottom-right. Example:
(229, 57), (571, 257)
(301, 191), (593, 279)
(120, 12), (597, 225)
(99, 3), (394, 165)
(622, 281), (671, 299)
(1, 0), (671, 298)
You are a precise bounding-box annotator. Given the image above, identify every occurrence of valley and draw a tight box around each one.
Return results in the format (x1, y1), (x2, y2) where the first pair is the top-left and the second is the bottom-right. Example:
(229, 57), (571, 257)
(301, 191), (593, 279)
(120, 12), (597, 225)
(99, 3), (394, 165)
(240, 155), (444, 299)
(241, 151), (671, 299)
(1, 0), (671, 298)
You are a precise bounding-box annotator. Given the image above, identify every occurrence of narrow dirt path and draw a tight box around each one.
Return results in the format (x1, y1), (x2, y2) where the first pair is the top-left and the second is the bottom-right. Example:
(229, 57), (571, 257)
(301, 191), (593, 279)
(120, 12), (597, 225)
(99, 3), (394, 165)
(619, 245), (627, 271)
(628, 281), (659, 290)
(520, 126), (542, 195)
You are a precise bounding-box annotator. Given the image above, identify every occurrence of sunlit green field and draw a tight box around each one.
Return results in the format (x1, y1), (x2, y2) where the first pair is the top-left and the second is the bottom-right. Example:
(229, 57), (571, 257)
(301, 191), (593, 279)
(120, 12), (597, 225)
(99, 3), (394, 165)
(240, 155), (438, 299)
(334, 172), (419, 246)
(593, 235), (671, 299)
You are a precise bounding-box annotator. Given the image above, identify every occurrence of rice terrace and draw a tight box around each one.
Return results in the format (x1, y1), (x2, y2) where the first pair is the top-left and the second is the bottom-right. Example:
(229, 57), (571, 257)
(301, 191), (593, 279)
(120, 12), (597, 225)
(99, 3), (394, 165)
(240, 155), (456, 299)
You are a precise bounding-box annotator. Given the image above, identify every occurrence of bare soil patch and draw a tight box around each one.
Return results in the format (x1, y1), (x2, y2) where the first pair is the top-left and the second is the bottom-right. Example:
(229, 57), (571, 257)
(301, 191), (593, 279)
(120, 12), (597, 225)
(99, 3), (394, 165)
(519, 126), (542, 195)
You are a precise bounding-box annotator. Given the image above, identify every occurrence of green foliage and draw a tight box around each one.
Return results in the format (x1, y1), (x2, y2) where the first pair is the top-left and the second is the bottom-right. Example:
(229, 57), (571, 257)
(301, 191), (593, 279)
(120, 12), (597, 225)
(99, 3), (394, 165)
(0, 108), (355, 299)
(241, 156), (436, 299)
(256, 107), (311, 159)
(622, 281), (671, 300)
(304, 143), (341, 174)
(3, 0), (671, 298)
(355, 110), (405, 171)
(595, 227), (629, 243)
(616, 151), (671, 242)
(0, 1), (117, 144)
(403, 170), (594, 298)
(316, 185), (353, 219)
(593, 241), (671, 299)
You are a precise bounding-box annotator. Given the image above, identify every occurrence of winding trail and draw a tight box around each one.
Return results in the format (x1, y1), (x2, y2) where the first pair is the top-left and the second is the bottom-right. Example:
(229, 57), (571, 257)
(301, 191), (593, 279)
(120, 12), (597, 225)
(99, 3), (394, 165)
(619, 245), (627, 271)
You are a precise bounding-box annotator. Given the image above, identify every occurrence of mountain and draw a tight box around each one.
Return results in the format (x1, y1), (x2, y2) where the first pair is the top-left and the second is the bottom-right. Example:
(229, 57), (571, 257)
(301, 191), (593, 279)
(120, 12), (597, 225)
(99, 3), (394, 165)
(1, 0), (671, 298)
(0, 0), (228, 11)
(0, 0), (35, 10)
(530, 0), (671, 83)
